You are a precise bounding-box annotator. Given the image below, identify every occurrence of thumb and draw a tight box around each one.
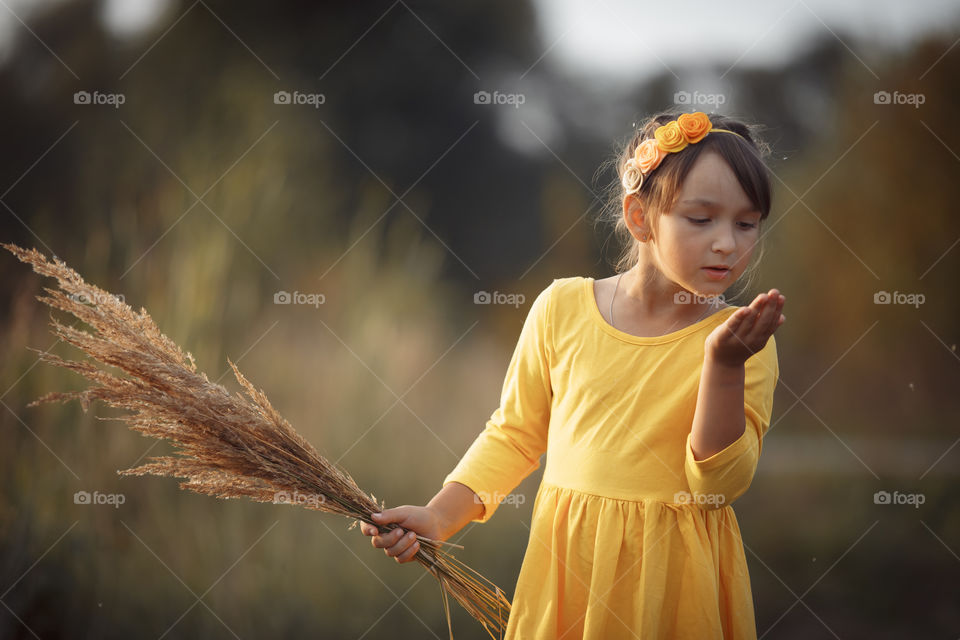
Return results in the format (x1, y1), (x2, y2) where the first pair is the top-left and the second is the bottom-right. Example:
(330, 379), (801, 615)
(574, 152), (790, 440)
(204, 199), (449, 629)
(371, 507), (408, 526)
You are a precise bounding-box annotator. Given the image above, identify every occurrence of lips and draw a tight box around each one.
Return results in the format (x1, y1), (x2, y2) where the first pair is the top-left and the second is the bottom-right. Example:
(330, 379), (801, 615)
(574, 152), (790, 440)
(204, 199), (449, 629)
(703, 266), (730, 280)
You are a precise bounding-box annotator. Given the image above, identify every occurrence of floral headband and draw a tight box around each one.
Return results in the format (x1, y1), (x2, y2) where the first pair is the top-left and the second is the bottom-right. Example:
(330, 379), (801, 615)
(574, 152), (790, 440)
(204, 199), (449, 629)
(622, 112), (746, 195)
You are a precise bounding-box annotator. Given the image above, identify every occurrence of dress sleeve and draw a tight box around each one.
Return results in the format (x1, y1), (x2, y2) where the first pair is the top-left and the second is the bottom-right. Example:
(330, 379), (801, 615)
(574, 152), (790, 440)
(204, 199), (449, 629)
(683, 334), (779, 510)
(442, 281), (554, 523)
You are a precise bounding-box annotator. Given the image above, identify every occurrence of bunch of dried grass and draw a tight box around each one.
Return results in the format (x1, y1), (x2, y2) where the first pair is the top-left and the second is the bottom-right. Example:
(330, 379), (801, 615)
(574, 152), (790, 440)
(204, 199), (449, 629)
(3, 243), (510, 639)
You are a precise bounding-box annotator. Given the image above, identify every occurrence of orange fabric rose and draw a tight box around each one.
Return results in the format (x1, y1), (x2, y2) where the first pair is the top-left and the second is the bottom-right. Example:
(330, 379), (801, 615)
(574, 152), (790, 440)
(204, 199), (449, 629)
(654, 121), (688, 153)
(677, 112), (712, 144)
(634, 138), (665, 174)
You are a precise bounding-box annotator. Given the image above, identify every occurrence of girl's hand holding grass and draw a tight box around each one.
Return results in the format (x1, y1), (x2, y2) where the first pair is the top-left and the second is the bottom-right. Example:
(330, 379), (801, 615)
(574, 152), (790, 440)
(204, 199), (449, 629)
(706, 289), (785, 368)
(360, 505), (450, 564)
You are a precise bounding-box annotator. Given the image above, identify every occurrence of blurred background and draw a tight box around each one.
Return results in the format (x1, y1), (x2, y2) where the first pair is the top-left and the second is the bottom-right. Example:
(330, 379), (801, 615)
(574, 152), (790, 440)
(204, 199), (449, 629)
(1, 0), (958, 637)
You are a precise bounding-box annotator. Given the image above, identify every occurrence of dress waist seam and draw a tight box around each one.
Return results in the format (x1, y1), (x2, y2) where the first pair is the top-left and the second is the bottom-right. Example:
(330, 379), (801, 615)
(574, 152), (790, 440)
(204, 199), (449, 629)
(538, 479), (732, 510)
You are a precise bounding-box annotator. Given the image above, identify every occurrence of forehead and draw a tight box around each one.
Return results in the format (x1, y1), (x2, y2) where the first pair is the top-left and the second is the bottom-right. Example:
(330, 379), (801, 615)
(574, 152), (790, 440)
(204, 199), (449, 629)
(678, 151), (754, 209)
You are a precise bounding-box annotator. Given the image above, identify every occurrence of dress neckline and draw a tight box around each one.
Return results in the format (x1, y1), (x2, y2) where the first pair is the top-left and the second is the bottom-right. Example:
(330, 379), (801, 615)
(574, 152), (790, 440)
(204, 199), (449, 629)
(583, 276), (738, 345)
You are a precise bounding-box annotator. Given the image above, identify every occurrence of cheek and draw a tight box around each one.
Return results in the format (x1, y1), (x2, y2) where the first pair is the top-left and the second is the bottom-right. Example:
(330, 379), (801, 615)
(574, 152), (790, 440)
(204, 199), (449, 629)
(655, 228), (699, 267)
(738, 230), (760, 252)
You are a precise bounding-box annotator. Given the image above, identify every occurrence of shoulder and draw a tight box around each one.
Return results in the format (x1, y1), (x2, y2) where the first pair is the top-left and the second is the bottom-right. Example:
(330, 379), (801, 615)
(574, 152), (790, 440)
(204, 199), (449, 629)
(547, 275), (584, 291)
(528, 276), (584, 310)
(524, 277), (588, 340)
(544, 276), (588, 301)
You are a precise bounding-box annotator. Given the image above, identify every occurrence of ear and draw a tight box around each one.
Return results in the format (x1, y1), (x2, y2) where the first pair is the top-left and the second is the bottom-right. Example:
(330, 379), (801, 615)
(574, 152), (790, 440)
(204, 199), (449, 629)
(622, 194), (650, 242)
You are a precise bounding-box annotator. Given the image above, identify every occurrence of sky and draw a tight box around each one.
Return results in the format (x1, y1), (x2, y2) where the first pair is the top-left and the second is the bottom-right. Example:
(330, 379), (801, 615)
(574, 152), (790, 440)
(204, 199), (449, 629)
(527, 0), (960, 82)
(0, 0), (958, 78)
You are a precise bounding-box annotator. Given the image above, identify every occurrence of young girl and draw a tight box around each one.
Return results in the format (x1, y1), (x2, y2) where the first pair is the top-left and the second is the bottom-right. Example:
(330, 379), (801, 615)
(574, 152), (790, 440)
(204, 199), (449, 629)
(360, 110), (785, 639)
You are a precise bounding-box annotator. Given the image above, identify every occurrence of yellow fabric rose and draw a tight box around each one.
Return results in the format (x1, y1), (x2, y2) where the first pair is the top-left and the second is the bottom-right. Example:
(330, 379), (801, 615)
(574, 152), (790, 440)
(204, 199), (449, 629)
(634, 138), (666, 174)
(677, 112), (712, 144)
(654, 121), (688, 153)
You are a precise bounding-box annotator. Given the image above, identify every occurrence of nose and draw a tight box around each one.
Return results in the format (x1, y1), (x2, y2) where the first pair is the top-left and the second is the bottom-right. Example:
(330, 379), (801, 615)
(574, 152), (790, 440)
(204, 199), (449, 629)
(711, 223), (736, 254)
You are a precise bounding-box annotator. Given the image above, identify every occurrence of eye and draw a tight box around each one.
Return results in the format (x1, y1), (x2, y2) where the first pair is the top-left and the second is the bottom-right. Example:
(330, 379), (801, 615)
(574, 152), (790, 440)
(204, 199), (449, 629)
(738, 222), (758, 229)
(687, 217), (710, 224)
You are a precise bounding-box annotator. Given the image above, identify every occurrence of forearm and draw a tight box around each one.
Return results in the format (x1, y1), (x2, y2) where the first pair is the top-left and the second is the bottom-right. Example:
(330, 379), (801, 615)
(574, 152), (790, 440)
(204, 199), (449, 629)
(689, 353), (746, 461)
(426, 481), (485, 540)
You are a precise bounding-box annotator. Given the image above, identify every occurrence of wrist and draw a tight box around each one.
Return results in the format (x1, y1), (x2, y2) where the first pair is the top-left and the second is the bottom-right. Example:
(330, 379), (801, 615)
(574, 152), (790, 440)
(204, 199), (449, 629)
(424, 502), (455, 541)
(703, 350), (746, 382)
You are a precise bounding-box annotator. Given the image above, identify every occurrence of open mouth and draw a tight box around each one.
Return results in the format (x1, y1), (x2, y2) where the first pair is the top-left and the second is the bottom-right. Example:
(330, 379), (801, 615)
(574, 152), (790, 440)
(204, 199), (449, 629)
(703, 267), (730, 278)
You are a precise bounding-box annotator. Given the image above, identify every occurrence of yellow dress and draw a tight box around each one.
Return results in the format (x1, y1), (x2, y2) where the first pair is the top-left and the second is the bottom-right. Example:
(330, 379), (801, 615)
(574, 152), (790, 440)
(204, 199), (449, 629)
(443, 276), (779, 639)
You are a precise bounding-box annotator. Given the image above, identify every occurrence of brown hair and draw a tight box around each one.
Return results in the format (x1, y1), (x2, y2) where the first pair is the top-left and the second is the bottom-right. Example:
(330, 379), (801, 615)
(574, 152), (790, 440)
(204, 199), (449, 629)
(595, 109), (774, 297)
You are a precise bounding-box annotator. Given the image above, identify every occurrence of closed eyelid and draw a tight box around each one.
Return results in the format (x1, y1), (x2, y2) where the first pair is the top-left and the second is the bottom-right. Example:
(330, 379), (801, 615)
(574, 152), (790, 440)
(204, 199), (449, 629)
(686, 217), (757, 230)
(684, 210), (760, 218)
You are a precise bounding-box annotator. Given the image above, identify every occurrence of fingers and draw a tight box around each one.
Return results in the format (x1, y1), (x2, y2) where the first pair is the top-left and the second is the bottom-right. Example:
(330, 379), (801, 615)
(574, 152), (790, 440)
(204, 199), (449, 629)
(729, 301), (759, 337)
(758, 289), (785, 335)
(369, 524), (404, 549)
(743, 290), (781, 336)
(374, 528), (420, 562)
(365, 525), (421, 562)
(727, 290), (784, 347)
(394, 534), (421, 563)
(771, 291), (785, 329)
(731, 305), (752, 327)
(361, 509), (422, 563)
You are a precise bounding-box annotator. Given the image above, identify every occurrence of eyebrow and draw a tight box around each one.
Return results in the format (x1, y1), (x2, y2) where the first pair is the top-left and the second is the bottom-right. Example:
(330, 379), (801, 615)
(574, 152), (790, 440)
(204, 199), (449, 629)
(680, 198), (760, 215)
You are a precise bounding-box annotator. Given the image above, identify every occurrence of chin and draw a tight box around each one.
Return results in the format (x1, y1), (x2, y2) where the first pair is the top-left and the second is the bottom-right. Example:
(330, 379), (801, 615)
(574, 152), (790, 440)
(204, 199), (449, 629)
(690, 282), (728, 299)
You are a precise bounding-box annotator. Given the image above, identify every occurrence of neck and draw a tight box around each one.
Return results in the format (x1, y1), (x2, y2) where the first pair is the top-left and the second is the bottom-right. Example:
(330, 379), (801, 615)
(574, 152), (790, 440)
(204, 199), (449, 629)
(620, 260), (720, 320)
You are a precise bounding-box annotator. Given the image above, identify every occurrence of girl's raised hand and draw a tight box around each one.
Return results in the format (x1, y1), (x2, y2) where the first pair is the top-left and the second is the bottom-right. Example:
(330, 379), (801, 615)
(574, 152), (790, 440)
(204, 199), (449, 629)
(705, 289), (785, 368)
(358, 505), (449, 564)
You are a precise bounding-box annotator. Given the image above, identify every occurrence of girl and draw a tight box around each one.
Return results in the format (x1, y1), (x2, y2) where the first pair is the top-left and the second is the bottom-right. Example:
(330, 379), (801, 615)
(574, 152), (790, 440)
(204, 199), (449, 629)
(360, 110), (785, 639)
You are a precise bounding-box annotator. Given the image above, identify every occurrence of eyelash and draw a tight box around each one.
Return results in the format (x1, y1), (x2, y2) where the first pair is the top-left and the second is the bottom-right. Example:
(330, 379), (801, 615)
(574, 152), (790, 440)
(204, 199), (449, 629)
(688, 217), (757, 229)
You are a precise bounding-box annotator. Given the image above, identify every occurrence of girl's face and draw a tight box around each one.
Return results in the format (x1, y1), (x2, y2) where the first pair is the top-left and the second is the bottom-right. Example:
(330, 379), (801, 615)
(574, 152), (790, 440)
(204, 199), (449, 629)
(629, 150), (762, 297)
